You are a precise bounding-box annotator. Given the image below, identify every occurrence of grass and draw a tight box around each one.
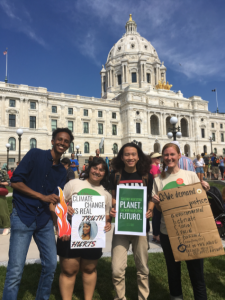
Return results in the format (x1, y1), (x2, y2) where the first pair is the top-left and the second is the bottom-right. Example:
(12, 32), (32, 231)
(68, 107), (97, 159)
(0, 253), (225, 299)
(208, 182), (225, 193)
(6, 186), (13, 193)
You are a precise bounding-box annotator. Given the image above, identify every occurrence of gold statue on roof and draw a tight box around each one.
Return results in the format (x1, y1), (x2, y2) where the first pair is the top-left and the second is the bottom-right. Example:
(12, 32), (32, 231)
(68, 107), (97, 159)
(155, 78), (172, 90)
(129, 14), (132, 21)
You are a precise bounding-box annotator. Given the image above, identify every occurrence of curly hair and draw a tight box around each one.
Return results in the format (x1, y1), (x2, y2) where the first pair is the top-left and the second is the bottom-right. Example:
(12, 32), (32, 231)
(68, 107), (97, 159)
(52, 128), (74, 143)
(82, 157), (109, 188)
(111, 143), (150, 175)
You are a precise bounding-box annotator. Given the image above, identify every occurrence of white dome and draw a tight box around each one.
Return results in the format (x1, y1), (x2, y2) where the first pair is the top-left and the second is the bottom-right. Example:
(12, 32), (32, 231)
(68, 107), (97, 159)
(100, 15), (166, 98)
(106, 15), (160, 64)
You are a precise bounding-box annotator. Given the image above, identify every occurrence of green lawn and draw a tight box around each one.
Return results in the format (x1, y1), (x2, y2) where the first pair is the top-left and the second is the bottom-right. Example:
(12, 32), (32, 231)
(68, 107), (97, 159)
(0, 253), (225, 300)
(208, 182), (225, 193)
(6, 186), (13, 193)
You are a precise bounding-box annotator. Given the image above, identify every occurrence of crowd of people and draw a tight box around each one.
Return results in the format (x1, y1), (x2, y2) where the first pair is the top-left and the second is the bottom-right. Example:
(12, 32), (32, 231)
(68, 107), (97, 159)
(1, 127), (225, 300)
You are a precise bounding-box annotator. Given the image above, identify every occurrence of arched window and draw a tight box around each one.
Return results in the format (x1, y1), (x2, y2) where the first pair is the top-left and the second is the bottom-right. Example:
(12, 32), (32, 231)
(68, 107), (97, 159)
(181, 118), (188, 137)
(154, 143), (160, 153)
(30, 138), (37, 149)
(184, 144), (190, 157)
(150, 115), (159, 135)
(166, 116), (171, 134)
(214, 148), (217, 154)
(69, 142), (74, 153)
(8, 137), (16, 151)
(113, 143), (118, 154)
(84, 142), (89, 154)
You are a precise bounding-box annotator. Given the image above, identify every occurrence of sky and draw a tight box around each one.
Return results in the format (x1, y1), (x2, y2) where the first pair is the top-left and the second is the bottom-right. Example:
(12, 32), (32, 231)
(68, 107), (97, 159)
(0, 0), (225, 113)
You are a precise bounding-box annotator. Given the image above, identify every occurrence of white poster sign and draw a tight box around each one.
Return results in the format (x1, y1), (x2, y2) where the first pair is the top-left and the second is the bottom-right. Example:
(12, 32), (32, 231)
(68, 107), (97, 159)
(71, 195), (105, 249)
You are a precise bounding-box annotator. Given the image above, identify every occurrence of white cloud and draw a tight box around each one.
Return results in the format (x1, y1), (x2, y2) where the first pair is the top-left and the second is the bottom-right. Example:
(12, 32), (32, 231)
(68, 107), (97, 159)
(63, 0), (225, 81)
(0, 0), (47, 47)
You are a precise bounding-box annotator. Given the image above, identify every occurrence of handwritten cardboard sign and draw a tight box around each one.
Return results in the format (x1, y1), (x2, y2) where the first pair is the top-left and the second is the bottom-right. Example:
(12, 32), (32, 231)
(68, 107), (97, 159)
(71, 195), (105, 249)
(159, 182), (224, 261)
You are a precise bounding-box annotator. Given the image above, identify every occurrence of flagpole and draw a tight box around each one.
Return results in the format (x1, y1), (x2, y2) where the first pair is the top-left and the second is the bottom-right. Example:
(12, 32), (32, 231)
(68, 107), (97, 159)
(216, 89), (218, 113)
(5, 48), (8, 83)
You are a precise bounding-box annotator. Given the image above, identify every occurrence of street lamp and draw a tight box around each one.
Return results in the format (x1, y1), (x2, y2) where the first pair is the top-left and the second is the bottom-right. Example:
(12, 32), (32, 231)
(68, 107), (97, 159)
(16, 128), (23, 163)
(6, 143), (10, 171)
(209, 136), (213, 154)
(167, 117), (182, 141)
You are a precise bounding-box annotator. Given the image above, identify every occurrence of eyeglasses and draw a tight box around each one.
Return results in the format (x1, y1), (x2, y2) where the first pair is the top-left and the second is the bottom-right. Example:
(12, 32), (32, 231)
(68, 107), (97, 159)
(156, 157), (161, 159)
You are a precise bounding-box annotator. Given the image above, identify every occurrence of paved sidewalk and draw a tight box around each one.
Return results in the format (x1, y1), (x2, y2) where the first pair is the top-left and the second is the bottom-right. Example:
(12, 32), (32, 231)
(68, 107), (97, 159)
(0, 223), (162, 266)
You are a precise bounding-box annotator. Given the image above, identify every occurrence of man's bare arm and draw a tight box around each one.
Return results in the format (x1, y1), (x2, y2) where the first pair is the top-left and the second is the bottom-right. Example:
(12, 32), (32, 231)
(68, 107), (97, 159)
(11, 182), (60, 204)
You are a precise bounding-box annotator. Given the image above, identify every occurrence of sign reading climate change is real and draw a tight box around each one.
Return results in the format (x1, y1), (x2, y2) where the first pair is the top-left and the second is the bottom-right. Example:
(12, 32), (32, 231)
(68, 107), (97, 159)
(115, 186), (147, 236)
(71, 195), (105, 249)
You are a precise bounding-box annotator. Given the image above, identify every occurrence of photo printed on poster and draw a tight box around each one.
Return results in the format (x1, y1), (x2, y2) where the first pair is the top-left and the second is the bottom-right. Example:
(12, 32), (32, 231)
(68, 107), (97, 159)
(71, 195), (105, 249)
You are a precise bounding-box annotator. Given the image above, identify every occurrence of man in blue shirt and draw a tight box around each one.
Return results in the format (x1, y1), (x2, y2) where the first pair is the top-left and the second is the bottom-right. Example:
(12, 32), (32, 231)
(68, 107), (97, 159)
(70, 153), (79, 178)
(3, 128), (74, 300)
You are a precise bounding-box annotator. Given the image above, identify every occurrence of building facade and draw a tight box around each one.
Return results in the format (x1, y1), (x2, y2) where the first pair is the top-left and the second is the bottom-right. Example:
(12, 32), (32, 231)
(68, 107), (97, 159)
(0, 15), (225, 167)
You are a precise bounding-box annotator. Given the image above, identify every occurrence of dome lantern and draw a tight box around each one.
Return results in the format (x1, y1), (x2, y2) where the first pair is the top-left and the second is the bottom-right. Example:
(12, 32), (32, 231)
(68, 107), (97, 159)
(125, 14), (137, 34)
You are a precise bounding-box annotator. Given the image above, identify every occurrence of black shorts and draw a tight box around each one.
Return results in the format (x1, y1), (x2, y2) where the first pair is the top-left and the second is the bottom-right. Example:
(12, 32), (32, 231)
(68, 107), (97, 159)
(57, 237), (103, 260)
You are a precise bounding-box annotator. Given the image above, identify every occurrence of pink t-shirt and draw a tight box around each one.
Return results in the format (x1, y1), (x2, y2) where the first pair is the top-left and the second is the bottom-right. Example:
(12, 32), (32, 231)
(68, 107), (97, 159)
(150, 164), (161, 177)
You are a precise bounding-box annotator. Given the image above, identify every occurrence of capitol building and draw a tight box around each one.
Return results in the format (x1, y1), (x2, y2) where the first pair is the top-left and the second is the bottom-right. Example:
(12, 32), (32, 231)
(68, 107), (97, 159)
(1, 15), (225, 167)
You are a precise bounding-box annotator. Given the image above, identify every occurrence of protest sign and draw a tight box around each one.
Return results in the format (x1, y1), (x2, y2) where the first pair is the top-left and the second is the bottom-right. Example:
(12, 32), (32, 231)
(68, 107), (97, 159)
(115, 186), (147, 236)
(71, 195), (105, 249)
(159, 182), (224, 261)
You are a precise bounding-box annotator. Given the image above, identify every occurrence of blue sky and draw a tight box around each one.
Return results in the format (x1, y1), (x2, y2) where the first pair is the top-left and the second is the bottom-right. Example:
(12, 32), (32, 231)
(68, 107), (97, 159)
(0, 0), (224, 113)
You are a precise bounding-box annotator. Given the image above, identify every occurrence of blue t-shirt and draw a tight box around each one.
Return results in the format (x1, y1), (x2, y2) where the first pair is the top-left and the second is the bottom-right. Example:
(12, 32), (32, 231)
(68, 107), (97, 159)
(220, 159), (224, 167)
(11, 149), (66, 229)
(70, 159), (79, 171)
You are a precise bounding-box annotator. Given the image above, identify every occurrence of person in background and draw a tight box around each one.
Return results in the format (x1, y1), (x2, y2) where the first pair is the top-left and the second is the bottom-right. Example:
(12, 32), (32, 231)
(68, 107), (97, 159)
(0, 164), (11, 235)
(82, 164), (86, 171)
(208, 157), (212, 180)
(7, 168), (14, 180)
(219, 156), (224, 180)
(211, 153), (219, 180)
(193, 154), (205, 181)
(95, 149), (100, 158)
(149, 152), (162, 244)
(61, 157), (75, 183)
(2, 128), (73, 300)
(70, 153), (79, 178)
(202, 153), (209, 179)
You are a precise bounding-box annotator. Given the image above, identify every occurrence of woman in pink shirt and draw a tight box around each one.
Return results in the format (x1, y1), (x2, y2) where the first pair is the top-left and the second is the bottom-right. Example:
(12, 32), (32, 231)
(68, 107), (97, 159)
(150, 152), (162, 243)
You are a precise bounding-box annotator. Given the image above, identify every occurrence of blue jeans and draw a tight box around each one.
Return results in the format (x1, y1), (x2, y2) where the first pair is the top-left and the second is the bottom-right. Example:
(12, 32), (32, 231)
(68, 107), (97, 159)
(3, 208), (57, 300)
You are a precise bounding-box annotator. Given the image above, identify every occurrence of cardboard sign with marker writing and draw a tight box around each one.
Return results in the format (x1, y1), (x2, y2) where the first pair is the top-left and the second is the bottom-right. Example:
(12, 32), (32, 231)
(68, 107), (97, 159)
(158, 182), (224, 261)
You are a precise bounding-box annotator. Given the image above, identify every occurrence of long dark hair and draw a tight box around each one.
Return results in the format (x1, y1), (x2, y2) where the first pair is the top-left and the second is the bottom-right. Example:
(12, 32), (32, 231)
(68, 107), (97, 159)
(82, 157), (109, 188)
(111, 143), (150, 175)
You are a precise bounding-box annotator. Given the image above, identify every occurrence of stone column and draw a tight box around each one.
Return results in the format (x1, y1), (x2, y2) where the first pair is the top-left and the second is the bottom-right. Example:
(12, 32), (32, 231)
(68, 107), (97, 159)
(160, 112), (164, 136)
(1, 96), (6, 126)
